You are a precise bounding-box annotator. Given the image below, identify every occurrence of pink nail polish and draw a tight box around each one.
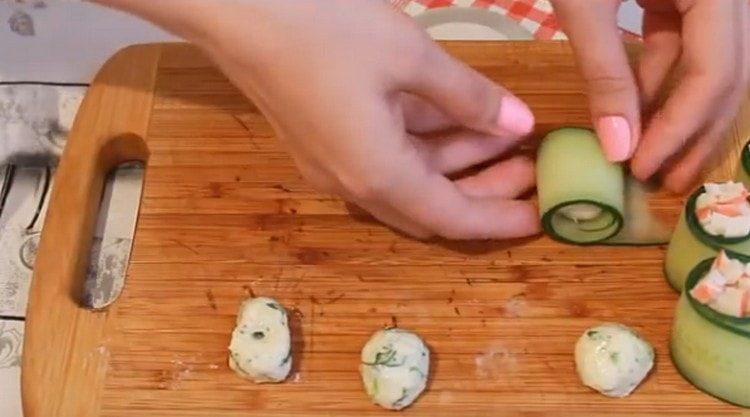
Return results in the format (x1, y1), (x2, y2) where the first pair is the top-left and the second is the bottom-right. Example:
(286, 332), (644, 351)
(498, 96), (535, 135)
(596, 116), (632, 162)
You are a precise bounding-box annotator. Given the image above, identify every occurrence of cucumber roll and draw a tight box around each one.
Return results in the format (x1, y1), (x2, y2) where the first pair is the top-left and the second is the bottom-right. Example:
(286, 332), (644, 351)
(537, 128), (670, 246)
(671, 253), (750, 407)
(736, 141), (750, 188)
(665, 182), (750, 291)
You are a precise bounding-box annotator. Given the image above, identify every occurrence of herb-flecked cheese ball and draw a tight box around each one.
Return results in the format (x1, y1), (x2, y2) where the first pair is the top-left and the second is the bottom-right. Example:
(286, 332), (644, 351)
(575, 323), (654, 397)
(228, 297), (292, 383)
(360, 328), (430, 410)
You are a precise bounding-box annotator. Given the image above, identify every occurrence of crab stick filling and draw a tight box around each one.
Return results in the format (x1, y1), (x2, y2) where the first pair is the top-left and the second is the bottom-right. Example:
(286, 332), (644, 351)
(690, 250), (750, 318)
(695, 182), (750, 238)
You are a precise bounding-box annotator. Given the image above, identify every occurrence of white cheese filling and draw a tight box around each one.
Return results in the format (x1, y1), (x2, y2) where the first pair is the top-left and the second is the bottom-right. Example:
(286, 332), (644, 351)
(559, 203), (603, 222)
(360, 328), (430, 410)
(696, 182), (750, 238)
(575, 323), (654, 398)
(228, 297), (292, 383)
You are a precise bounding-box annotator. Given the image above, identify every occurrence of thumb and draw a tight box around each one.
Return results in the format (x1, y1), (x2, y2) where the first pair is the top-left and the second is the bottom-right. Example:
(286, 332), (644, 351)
(552, 0), (641, 162)
(405, 43), (535, 137)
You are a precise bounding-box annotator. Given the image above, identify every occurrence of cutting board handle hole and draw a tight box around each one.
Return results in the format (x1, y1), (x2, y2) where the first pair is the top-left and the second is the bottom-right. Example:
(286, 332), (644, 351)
(98, 133), (150, 169)
(76, 133), (149, 309)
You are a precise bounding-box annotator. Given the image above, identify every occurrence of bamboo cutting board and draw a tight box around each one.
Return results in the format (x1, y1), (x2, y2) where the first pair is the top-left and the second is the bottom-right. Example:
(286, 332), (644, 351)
(21, 42), (750, 417)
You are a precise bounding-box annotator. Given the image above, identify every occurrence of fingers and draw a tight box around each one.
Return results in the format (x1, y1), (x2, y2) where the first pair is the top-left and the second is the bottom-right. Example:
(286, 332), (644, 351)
(659, 1), (747, 193)
(455, 156), (536, 199)
(637, 7), (682, 110)
(348, 156), (537, 240)
(631, 78), (717, 180)
(631, 0), (743, 181)
(552, 0), (641, 162)
(353, 199), (433, 239)
(327, 103), (539, 240)
(744, 2), (750, 85)
(415, 130), (524, 175)
(661, 114), (736, 193)
(380, 157), (540, 240)
(341, 149), (540, 240)
(403, 44), (535, 137)
(400, 93), (455, 134)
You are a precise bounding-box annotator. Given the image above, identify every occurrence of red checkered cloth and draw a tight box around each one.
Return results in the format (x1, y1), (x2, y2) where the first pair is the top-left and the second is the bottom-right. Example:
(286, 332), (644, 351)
(394, 0), (641, 41)
(398, 0), (562, 39)
(473, 0), (562, 39)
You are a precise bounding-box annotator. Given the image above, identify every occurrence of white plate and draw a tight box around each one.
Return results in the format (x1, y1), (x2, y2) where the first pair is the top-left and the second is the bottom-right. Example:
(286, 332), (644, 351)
(413, 7), (534, 41)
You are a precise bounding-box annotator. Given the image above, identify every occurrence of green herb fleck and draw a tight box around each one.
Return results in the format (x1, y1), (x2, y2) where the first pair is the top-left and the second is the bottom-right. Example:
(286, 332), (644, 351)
(279, 308), (288, 324)
(230, 353), (253, 377)
(370, 377), (379, 397)
(280, 349), (292, 366)
(266, 302), (280, 310)
(252, 331), (265, 340)
(409, 366), (426, 379)
(362, 345), (405, 368)
(392, 388), (410, 408)
(610, 351), (619, 363)
(587, 330), (599, 338)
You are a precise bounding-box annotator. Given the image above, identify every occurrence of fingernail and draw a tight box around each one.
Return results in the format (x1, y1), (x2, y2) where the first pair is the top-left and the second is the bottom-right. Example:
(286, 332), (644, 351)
(596, 116), (632, 162)
(498, 96), (535, 135)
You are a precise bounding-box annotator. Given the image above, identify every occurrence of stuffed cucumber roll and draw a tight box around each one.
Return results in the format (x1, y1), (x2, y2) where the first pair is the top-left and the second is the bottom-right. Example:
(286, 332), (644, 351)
(665, 182), (750, 291)
(671, 252), (750, 407)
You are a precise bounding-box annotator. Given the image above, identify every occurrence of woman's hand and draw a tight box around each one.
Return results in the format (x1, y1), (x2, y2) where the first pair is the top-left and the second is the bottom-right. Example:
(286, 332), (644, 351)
(552, 0), (749, 192)
(97, 0), (541, 240)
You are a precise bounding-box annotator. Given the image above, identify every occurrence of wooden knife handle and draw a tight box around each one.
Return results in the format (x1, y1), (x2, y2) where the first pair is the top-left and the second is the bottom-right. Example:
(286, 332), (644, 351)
(22, 44), (162, 417)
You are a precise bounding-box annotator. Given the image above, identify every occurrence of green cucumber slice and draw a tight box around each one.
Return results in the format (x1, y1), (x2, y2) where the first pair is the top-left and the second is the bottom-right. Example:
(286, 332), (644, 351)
(537, 128), (670, 246)
(737, 140), (750, 188)
(671, 257), (750, 407)
(671, 295), (750, 407)
(545, 200), (622, 244)
(606, 178), (672, 245)
(664, 211), (717, 292)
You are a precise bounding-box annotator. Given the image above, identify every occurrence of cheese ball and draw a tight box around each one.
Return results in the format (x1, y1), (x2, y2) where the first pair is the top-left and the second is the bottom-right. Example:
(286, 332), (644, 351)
(228, 297), (292, 383)
(360, 328), (430, 410)
(574, 323), (654, 397)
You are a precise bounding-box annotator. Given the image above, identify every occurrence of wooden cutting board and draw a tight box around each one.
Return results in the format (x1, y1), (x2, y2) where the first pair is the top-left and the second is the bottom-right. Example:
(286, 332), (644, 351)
(21, 42), (750, 417)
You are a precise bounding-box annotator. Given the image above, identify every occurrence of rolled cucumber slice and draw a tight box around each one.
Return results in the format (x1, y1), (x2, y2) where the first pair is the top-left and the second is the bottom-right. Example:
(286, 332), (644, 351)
(537, 128), (670, 246)
(665, 187), (750, 291)
(671, 256), (750, 407)
(736, 141), (750, 188)
(664, 212), (717, 291)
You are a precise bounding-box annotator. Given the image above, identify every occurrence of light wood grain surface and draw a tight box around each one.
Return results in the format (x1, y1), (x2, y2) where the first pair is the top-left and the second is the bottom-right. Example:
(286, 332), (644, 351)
(23, 42), (750, 417)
